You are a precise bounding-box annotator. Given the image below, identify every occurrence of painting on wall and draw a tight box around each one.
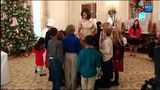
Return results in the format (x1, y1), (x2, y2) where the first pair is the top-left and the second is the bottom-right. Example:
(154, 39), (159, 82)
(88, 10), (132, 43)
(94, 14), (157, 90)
(81, 3), (96, 18)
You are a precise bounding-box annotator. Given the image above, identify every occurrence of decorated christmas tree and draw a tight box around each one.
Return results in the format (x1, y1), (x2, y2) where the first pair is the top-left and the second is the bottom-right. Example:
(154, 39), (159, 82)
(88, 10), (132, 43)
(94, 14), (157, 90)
(1, 0), (36, 56)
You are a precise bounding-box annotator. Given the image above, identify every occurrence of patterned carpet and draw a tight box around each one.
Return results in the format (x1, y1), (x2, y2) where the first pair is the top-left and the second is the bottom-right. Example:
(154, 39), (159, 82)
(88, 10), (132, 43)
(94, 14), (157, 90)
(1, 52), (154, 90)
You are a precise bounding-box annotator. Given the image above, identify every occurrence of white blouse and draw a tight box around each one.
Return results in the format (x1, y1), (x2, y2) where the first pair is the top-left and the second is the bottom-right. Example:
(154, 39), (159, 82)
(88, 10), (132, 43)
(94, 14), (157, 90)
(79, 18), (96, 39)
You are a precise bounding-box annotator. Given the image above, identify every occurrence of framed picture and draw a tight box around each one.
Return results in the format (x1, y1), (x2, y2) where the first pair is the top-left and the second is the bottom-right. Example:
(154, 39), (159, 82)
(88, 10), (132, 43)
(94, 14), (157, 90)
(81, 3), (96, 18)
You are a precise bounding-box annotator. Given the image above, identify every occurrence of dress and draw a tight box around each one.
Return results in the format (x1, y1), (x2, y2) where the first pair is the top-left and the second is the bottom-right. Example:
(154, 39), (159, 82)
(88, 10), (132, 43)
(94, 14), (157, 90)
(129, 26), (142, 45)
(113, 41), (124, 72)
(78, 19), (96, 47)
(79, 19), (96, 40)
(33, 48), (45, 66)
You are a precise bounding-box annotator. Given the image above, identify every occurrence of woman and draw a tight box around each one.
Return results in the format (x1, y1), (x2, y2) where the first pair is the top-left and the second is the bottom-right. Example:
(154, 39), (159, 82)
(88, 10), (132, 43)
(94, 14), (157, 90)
(129, 19), (142, 56)
(78, 9), (97, 47)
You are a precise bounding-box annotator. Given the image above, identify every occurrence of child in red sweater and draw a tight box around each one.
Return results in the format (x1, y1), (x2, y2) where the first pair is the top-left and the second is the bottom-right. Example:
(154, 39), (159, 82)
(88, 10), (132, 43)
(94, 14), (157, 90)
(33, 37), (46, 76)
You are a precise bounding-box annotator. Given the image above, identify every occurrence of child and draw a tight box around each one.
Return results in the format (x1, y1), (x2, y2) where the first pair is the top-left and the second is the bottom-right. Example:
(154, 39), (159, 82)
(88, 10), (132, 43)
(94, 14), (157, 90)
(120, 32), (127, 46)
(63, 24), (82, 89)
(47, 28), (64, 90)
(77, 35), (101, 90)
(112, 29), (125, 86)
(99, 22), (113, 88)
(33, 37), (46, 76)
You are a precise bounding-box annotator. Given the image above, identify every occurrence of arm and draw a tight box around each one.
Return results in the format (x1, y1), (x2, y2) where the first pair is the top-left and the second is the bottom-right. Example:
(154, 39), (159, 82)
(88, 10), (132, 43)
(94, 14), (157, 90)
(129, 26), (134, 38)
(78, 20), (84, 40)
(41, 48), (45, 53)
(91, 23), (97, 36)
(77, 52), (82, 71)
(136, 27), (142, 39)
(57, 42), (64, 64)
(76, 38), (82, 54)
(96, 52), (102, 68)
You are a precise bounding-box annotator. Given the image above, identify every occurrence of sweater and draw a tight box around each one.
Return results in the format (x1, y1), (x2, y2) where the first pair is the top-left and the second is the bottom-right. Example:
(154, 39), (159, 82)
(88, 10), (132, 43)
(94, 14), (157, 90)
(77, 47), (101, 78)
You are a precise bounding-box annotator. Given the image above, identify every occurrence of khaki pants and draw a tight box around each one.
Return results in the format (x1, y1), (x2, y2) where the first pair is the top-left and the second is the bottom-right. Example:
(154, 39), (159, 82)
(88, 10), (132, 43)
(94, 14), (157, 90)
(81, 76), (96, 90)
(65, 53), (78, 89)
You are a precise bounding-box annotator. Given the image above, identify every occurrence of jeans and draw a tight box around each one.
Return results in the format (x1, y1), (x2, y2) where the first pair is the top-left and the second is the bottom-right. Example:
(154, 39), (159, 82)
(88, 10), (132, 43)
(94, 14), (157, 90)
(49, 57), (62, 90)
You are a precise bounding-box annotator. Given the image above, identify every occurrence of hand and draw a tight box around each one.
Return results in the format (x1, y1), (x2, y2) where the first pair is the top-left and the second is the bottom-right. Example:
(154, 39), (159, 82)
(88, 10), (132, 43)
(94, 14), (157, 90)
(62, 64), (65, 69)
(99, 44), (103, 49)
(133, 36), (136, 38)
(116, 60), (119, 62)
(78, 32), (85, 40)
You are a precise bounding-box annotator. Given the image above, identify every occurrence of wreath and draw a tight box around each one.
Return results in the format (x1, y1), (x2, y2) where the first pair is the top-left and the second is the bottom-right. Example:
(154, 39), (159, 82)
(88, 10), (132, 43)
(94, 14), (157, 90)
(130, 0), (144, 13)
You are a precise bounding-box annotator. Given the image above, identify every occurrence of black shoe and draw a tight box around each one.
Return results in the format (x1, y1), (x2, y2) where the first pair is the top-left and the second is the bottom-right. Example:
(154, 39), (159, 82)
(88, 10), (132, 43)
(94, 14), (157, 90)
(39, 73), (46, 76)
(35, 70), (37, 73)
(110, 81), (119, 86)
(48, 77), (52, 81)
(61, 81), (66, 86)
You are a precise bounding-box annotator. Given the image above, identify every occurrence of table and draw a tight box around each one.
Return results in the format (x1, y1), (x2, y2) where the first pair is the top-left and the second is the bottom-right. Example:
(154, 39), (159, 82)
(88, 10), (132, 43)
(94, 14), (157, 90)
(1, 51), (10, 85)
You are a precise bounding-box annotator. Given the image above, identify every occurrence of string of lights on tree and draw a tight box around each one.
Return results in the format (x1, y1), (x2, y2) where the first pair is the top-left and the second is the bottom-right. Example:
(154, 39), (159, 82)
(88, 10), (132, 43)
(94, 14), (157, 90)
(130, 0), (152, 13)
(1, 0), (36, 56)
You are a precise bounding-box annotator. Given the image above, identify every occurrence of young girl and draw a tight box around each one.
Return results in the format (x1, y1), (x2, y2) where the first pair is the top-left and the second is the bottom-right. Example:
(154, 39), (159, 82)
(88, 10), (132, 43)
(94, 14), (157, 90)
(33, 37), (46, 76)
(112, 29), (125, 86)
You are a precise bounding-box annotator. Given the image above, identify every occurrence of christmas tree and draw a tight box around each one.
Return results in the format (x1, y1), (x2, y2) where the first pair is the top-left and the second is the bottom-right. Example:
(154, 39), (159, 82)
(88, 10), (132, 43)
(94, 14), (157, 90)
(1, 0), (36, 56)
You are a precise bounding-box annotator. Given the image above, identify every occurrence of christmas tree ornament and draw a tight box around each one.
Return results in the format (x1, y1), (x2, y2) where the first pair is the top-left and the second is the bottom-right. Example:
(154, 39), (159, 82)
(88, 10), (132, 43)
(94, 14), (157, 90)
(10, 17), (19, 26)
(24, 2), (27, 9)
(1, 0), (36, 56)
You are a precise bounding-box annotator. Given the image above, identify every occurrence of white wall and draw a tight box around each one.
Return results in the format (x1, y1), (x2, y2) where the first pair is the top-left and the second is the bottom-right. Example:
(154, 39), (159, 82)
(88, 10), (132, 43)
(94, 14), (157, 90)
(67, 1), (122, 30)
(32, 1), (41, 37)
(153, 1), (160, 23)
(43, 1), (160, 31)
(47, 1), (68, 30)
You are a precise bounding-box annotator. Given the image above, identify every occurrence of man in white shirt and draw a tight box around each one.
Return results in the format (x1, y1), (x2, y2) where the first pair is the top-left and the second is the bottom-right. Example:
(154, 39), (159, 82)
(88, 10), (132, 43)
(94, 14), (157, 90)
(41, 19), (55, 38)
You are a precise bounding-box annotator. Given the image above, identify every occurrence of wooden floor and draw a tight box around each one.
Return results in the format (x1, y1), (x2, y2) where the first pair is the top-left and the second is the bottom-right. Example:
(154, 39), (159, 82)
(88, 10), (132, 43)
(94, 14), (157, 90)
(1, 52), (154, 90)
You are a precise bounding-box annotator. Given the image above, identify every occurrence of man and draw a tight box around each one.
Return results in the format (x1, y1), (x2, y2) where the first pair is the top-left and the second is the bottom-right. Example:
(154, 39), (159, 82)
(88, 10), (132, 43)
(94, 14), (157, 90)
(41, 18), (55, 38)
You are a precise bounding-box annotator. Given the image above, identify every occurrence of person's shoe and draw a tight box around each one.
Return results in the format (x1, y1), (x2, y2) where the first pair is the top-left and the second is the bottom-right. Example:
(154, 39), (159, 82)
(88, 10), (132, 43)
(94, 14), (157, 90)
(61, 80), (66, 86)
(35, 69), (37, 73)
(39, 73), (46, 76)
(48, 77), (52, 81)
(133, 54), (136, 57)
(110, 81), (119, 86)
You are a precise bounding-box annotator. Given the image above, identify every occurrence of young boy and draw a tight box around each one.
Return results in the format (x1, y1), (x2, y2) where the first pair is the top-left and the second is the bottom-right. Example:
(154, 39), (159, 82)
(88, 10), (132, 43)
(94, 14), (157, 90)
(99, 22), (113, 88)
(77, 35), (101, 90)
(47, 28), (64, 90)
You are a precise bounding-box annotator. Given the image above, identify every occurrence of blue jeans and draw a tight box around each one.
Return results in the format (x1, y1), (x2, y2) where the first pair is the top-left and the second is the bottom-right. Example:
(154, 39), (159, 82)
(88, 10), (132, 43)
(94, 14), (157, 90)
(49, 57), (62, 90)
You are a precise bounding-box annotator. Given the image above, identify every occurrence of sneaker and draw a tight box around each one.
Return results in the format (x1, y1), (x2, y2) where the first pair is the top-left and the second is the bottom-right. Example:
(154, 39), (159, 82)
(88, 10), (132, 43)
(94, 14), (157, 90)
(39, 73), (46, 76)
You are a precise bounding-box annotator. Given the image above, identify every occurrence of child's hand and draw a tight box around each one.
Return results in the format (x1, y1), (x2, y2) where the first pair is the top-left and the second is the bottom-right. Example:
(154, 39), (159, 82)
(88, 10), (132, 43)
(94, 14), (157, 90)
(99, 44), (103, 49)
(116, 60), (119, 62)
(62, 64), (65, 70)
